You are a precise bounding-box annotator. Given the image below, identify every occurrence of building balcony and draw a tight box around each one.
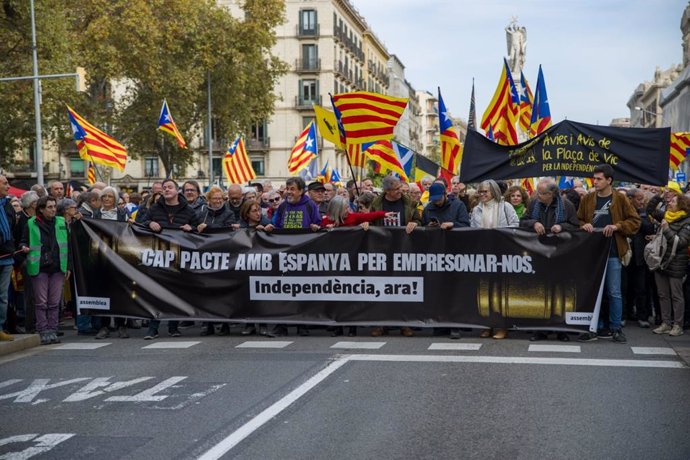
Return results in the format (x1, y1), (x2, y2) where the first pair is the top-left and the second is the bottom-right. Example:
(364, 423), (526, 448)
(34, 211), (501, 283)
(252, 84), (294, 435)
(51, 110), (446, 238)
(334, 60), (351, 82)
(297, 24), (320, 38)
(295, 95), (322, 110)
(295, 58), (321, 73)
(247, 137), (270, 150)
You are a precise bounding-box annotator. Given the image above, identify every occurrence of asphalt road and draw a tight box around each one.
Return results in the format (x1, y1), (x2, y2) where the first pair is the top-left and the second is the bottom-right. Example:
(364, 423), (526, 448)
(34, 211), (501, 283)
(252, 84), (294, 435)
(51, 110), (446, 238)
(0, 324), (688, 460)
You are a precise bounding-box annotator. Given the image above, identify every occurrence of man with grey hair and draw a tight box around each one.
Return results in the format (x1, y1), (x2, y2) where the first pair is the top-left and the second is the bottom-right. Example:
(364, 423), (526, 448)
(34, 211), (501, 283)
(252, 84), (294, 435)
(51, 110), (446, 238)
(227, 184), (243, 222)
(520, 178), (580, 342)
(520, 178), (579, 236)
(48, 181), (64, 200)
(370, 175), (421, 338)
(30, 183), (47, 198)
(371, 176), (421, 234)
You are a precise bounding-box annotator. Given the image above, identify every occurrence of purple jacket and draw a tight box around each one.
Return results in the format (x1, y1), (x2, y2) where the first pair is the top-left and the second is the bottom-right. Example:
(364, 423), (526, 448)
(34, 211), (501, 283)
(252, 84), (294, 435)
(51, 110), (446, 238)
(273, 194), (321, 229)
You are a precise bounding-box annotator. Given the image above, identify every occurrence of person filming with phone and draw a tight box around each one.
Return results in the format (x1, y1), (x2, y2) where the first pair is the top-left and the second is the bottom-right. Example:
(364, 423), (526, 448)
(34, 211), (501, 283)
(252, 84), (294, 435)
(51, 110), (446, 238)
(421, 183), (470, 229)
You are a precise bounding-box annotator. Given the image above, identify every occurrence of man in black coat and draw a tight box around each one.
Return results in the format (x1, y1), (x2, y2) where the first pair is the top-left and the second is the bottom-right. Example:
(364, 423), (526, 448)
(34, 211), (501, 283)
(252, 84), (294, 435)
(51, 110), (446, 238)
(143, 179), (200, 339)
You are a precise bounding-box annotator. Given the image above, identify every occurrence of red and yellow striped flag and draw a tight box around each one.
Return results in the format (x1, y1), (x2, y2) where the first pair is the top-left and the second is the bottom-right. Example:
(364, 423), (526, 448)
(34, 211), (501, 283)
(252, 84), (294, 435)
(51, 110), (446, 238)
(481, 60), (519, 146)
(364, 140), (408, 182)
(87, 163), (96, 185)
(347, 143), (368, 169)
(670, 132), (690, 171)
(223, 135), (256, 184)
(331, 91), (408, 144)
(67, 106), (127, 171)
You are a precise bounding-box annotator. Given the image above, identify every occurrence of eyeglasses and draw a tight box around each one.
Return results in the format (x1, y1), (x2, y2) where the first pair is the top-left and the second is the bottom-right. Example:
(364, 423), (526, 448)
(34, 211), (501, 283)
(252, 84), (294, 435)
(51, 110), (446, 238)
(269, 198), (281, 202)
(183, 189), (197, 193)
(478, 190), (489, 194)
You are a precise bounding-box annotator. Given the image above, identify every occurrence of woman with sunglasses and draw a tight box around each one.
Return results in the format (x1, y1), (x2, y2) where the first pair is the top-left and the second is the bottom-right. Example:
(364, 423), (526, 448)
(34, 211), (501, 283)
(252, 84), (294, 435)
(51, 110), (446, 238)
(471, 179), (519, 340)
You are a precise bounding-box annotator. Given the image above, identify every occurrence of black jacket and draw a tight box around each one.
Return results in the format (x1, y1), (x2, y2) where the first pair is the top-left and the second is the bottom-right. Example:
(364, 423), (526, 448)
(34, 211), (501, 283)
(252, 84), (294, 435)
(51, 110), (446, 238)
(0, 198), (16, 258)
(421, 198), (470, 227)
(631, 207), (656, 266)
(198, 204), (237, 229)
(144, 194), (200, 230)
(520, 197), (580, 232)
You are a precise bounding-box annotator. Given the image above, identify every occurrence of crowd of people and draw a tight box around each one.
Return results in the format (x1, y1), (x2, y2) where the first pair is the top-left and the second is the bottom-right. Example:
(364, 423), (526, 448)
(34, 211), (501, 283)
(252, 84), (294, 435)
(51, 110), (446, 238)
(0, 163), (688, 345)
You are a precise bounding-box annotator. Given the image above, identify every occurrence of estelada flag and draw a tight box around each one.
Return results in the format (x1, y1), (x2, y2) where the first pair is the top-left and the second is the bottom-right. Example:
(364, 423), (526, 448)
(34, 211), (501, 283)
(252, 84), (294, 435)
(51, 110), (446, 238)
(158, 99), (187, 149)
(288, 122), (318, 174)
(67, 106), (127, 171)
(223, 135), (256, 184)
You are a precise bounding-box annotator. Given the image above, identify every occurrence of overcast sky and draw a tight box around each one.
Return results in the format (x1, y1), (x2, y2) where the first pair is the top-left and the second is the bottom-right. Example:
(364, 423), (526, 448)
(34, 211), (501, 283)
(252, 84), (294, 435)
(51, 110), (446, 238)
(351, 0), (687, 127)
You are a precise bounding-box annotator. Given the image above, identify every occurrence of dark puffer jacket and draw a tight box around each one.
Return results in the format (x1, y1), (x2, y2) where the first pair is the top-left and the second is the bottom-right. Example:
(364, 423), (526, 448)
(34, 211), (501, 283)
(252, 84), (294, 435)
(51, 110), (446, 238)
(144, 194), (200, 230)
(659, 215), (690, 278)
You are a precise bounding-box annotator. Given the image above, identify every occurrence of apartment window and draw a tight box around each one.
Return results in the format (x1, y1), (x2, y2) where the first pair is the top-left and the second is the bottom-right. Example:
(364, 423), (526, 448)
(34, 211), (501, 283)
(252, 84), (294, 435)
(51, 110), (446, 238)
(69, 157), (85, 176)
(250, 120), (267, 143)
(302, 116), (315, 129)
(302, 44), (318, 69)
(299, 79), (319, 104)
(212, 157), (223, 180)
(144, 157), (159, 177)
(299, 9), (317, 35)
(251, 156), (265, 176)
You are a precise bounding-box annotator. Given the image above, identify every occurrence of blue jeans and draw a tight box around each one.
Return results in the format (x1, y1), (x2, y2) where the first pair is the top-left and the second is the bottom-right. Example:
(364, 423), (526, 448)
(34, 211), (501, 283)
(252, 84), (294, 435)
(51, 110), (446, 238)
(0, 264), (12, 331)
(603, 257), (623, 331)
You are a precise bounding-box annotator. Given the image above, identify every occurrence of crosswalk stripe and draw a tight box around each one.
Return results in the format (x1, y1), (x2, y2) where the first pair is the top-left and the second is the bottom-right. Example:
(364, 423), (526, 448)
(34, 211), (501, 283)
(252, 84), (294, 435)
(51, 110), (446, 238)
(142, 341), (200, 349)
(631, 347), (676, 356)
(428, 343), (482, 351)
(528, 344), (581, 353)
(331, 341), (386, 349)
(236, 341), (293, 349)
(52, 343), (112, 350)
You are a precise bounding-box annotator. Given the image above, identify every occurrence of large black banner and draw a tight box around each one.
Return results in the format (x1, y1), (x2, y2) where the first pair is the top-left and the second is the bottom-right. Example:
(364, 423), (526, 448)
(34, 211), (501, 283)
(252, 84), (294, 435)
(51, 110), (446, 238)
(72, 220), (610, 332)
(460, 120), (670, 185)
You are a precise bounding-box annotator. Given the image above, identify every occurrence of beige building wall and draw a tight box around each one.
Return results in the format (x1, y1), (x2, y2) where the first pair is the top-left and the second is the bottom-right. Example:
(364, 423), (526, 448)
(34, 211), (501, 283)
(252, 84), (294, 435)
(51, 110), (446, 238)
(9, 0), (425, 191)
(417, 90), (439, 159)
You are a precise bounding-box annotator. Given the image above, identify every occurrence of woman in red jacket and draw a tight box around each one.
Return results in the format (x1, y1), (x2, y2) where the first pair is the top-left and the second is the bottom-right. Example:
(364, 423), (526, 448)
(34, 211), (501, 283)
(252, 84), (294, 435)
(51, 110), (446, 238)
(321, 196), (395, 230)
(322, 196), (395, 337)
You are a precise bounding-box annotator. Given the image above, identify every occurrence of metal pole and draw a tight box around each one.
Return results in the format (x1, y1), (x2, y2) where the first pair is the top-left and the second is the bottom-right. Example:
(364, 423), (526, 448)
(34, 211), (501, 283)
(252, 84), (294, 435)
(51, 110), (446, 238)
(207, 71), (213, 186)
(30, 0), (44, 185)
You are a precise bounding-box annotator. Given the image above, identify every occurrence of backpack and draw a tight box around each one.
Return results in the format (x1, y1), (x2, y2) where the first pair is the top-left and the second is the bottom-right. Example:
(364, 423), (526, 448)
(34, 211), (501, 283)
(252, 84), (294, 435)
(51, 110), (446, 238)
(644, 228), (679, 271)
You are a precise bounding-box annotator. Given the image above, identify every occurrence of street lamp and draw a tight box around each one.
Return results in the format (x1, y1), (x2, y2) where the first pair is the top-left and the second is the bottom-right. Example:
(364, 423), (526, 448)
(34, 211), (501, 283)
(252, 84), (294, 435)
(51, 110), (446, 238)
(633, 106), (659, 117)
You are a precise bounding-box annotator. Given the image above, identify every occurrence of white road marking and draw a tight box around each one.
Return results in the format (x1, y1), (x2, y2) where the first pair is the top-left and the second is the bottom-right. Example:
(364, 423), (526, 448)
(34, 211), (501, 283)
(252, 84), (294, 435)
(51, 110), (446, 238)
(428, 343), (482, 351)
(346, 354), (686, 368)
(330, 342), (385, 349)
(142, 341), (200, 349)
(0, 433), (75, 459)
(235, 341), (292, 349)
(197, 357), (349, 460)
(631, 347), (677, 356)
(528, 345), (581, 353)
(196, 351), (686, 458)
(52, 343), (112, 350)
(105, 377), (187, 402)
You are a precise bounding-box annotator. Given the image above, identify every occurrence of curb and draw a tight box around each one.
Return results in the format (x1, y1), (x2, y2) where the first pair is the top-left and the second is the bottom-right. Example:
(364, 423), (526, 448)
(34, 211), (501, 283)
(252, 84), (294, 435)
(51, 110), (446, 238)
(0, 334), (41, 357)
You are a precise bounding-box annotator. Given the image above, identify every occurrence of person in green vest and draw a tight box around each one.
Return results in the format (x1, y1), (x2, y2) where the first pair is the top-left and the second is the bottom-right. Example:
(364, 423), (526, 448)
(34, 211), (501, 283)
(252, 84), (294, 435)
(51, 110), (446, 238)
(19, 196), (70, 345)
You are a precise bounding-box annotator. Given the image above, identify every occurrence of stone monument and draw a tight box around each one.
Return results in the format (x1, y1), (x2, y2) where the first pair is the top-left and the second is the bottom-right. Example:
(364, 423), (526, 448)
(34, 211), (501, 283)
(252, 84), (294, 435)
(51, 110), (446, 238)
(505, 17), (527, 77)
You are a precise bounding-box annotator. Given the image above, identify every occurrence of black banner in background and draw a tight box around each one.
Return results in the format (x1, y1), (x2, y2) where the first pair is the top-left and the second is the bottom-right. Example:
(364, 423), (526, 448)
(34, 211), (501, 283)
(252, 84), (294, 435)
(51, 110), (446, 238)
(71, 220), (609, 332)
(460, 120), (670, 185)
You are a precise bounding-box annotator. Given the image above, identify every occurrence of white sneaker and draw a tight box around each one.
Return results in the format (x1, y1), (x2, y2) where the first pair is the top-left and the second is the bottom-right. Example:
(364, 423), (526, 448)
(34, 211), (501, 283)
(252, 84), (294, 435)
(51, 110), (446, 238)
(669, 324), (684, 337)
(653, 323), (673, 334)
(638, 320), (650, 328)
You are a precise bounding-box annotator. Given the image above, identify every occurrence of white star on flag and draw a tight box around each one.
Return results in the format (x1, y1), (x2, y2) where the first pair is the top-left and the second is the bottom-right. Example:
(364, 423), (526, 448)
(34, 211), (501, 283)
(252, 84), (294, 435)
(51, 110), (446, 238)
(305, 137), (314, 149)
